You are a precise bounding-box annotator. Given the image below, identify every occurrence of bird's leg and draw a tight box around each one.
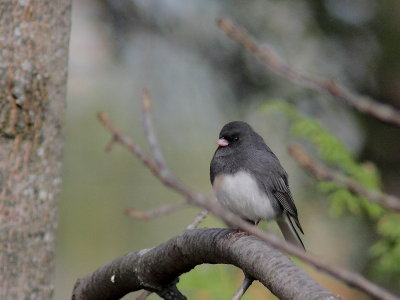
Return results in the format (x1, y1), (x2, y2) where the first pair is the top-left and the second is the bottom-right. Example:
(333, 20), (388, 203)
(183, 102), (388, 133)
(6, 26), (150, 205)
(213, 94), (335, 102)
(232, 275), (254, 300)
(230, 220), (259, 299)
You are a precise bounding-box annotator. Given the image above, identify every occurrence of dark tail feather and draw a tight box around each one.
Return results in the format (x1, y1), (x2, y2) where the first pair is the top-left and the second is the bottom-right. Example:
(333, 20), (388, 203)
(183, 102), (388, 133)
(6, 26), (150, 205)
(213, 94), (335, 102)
(293, 216), (304, 234)
(277, 214), (305, 250)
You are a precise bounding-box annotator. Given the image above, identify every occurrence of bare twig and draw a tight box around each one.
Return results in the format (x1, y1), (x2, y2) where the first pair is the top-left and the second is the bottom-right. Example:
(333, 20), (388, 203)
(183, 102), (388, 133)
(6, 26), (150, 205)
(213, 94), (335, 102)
(232, 276), (253, 300)
(104, 136), (117, 152)
(98, 112), (399, 300)
(186, 209), (208, 230)
(142, 90), (209, 228)
(98, 113), (159, 176)
(141, 89), (170, 171)
(136, 290), (152, 300)
(217, 18), (400, 127)
(125, 202), (187, 220)
(288, 144), (400, 213)
(133, 92), (208, 299)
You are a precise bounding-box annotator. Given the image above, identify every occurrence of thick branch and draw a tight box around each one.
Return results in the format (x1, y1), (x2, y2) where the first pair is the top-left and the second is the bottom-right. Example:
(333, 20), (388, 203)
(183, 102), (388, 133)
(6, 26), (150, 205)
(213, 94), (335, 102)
(289, 145), (400, 213)
(217, 18), (400, 127)
(72, 228), (339, 300)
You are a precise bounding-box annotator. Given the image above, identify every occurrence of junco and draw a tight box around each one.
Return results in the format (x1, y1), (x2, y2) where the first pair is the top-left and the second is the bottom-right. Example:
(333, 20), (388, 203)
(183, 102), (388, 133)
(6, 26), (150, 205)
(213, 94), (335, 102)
(210, 121), (304, 249)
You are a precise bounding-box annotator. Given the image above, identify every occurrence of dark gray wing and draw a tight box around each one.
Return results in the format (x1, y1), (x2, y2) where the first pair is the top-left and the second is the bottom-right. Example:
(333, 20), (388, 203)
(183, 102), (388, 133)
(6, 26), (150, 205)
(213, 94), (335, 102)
(246, 148), (304, 234)
(271, 176), (304, 234)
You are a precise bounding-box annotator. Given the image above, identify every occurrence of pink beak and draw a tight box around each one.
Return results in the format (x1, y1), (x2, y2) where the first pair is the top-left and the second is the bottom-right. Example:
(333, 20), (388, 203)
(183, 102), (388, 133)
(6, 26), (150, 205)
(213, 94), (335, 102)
(217, 138), (229, 147)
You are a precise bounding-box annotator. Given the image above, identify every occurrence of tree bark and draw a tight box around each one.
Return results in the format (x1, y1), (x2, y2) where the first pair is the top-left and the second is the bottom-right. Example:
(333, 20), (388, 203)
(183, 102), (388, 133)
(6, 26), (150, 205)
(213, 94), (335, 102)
(73, 228), (341, 300)
(0, 1), (72, 299)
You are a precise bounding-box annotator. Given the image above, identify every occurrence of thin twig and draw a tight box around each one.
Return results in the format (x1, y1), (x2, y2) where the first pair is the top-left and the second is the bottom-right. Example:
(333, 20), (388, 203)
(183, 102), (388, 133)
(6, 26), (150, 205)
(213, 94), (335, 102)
(136, 290), (151, 300)
(98, 112), (399, 300)
(217, 18), (400, 127)
(135, 92), (207, 300)
(288, 144), (400, 213)
(186, 209), (208, 230)
(104, 136), (117, 152)
(232, 276), (253, 300)
(141, 89), (170, 171)
(98, 113), (159, 176)
(125, 202), (187, 220)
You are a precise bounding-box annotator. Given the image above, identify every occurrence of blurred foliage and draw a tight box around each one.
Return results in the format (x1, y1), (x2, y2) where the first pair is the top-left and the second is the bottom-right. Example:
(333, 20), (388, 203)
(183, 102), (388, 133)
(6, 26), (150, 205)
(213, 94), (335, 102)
(179, 265), (243, 300)
(179, 264), (275, 300)
(262, 101), (400, 285)
(370, 214), (400, 283)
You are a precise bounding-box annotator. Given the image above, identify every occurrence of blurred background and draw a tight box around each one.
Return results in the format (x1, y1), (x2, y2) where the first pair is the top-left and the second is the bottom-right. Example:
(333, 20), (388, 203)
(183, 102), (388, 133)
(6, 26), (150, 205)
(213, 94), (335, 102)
(56, 0), (400, 299)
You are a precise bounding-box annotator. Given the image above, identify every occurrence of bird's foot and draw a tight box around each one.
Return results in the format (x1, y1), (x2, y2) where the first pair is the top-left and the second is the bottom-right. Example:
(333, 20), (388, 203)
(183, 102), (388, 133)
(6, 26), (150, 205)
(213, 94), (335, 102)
(225, 228), (250, 239)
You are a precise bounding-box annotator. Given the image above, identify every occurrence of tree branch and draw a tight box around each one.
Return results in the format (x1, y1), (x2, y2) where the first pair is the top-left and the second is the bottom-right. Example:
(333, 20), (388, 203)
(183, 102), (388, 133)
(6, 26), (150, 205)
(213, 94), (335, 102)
(125, 202), (187, 220)
(96, 111), (399, 300)
(186, 209), (208, 230)
(136, 290), (151, 300)
(217, 18), (400, 127)
(128, 209), (207, 300)
(141, 89), (170, 171)
(72, 228), (340, 300)
(288, 144), (400, 213)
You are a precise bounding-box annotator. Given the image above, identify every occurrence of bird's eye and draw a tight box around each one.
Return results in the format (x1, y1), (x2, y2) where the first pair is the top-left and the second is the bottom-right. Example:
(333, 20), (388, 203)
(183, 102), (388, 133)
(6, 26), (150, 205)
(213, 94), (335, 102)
(233, 136), (239, 141)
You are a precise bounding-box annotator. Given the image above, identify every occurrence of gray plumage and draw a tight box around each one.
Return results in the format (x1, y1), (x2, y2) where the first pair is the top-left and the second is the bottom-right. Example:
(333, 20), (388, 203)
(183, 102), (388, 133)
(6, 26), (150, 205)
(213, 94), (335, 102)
(210, 121), (304, 250)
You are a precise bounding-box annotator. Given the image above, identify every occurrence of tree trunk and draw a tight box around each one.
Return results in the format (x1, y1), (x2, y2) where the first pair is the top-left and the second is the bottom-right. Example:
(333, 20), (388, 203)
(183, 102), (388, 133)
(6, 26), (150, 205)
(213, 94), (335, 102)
(0, 1), (72, 299)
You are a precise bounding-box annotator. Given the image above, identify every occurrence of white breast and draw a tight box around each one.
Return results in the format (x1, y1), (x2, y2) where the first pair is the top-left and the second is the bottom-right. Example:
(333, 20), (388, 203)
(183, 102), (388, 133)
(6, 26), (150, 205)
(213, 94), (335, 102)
(214, 170), (277, 222)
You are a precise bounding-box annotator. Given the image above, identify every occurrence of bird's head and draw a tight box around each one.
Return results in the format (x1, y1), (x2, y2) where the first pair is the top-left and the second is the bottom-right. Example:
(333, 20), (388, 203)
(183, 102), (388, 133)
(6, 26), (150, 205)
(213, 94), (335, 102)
(216, 121), (255, 150)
